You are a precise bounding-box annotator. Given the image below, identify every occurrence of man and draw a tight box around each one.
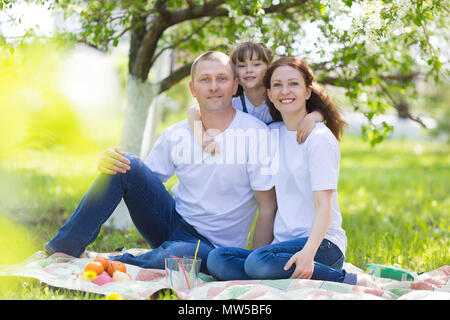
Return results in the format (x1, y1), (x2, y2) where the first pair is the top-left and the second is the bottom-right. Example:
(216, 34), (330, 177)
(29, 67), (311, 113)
(44, 51), (277, 272)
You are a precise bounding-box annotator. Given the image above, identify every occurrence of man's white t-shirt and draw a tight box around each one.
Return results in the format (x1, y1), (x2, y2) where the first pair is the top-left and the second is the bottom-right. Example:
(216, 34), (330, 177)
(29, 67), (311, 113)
(144, 110), (274, 249)
(232, 93), (273, 124)
(269, 122), (347, 256)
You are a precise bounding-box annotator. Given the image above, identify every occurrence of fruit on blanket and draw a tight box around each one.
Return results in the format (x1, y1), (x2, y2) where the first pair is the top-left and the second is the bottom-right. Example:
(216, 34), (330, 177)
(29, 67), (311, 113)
(83, 270), (98, 281)
(107, 261), (126, 277)
(84, 261), (104, 275)
(93, 257), (110, 270)
(92, 271), (114, 286)
(112, 270), (132, 281)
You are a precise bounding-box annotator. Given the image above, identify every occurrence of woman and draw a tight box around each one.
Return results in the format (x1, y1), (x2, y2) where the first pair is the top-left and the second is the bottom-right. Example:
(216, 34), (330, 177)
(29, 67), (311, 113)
(207, 57), (370, 286)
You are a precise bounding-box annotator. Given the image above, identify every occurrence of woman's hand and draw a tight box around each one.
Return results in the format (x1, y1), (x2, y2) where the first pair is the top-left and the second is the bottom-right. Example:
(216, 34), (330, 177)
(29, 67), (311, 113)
(97, 146), (131, 175)
(284, 249), (315, 279)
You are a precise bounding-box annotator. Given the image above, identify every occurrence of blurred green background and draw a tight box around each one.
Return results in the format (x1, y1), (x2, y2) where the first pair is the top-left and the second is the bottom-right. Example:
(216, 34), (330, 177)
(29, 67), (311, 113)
(0, 38), (448, 299)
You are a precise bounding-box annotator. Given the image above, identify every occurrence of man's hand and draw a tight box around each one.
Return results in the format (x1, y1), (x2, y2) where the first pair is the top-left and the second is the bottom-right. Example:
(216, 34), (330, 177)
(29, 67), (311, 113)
(97, 146), (131, 175)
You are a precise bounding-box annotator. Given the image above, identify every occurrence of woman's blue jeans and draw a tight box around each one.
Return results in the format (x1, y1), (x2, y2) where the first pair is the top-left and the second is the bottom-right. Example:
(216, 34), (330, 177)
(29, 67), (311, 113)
(45, 153), (215, 273)
(207, 238), (357, 284)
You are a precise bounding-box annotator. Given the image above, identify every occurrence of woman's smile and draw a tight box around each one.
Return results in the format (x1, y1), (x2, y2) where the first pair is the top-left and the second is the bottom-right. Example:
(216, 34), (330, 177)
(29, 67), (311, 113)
(279, 97), (296, 104)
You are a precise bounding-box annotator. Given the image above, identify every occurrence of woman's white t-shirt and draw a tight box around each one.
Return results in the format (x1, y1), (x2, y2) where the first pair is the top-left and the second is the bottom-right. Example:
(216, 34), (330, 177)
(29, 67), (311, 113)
(269, 121), (347, 256)
(232, 93), (273, 124)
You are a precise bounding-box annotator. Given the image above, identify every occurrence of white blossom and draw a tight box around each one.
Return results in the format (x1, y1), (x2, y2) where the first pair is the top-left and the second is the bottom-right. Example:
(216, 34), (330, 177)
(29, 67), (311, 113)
(322, 0), (350, 15)
(392, 0), (414, 19)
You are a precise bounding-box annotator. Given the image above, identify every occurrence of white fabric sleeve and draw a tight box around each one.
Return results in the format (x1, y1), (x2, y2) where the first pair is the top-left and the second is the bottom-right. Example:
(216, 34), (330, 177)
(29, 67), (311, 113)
(143, 130), (175, 183)
(307, 140), (339, 191)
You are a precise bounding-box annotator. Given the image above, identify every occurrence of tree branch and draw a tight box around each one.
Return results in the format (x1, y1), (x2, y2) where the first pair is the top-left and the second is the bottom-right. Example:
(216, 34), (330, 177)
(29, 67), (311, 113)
(154, 0), (171, 13)
(158, 62), (193, 94)
(167, 0), (310, 27)
(132, 15), (170, 80)
(379, 84), (428, 128)
(319, 72), (428, 128)
(132, 0), (312, 82)
(319, 72), (420, 86)
(102, 17), (138, 43)
(157, 44), (230, 94)
(152, 17), (215, 64)
(185, 0), (196, 9)
(168, 0), (228, 26)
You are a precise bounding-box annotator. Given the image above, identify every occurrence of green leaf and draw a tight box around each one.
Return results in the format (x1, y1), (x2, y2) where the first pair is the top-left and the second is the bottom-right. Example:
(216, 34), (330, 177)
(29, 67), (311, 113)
(320, 4), (326, 16)
(413, 16), (422, 27)
(342, 0), (354, 7)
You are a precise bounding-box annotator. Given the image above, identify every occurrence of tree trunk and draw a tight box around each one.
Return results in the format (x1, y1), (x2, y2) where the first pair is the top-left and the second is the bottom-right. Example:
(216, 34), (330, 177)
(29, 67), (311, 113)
(119, 75), (157, 156)
(105, 50), (172, 230)
(103, 75), (156, 230)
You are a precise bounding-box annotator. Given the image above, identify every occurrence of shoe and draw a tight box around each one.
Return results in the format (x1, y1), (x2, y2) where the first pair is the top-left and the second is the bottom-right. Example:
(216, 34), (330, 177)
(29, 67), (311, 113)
(44, 242), (57, 256)
(356, 273), (379, 288)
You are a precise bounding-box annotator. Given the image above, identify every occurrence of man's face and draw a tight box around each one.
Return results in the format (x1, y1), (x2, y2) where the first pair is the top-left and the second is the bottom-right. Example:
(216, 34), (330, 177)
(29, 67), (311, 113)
(189, 59), (238, 113)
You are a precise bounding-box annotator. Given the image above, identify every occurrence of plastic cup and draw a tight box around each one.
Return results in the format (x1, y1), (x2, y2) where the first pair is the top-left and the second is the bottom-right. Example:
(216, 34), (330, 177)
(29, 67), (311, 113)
(165, 257), (202, 290)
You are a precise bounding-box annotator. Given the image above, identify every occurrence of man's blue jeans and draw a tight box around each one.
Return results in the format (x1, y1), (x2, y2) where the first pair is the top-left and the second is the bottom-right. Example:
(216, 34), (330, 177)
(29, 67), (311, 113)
(45, 153), (215, 273)
(207, 238), (357, 284)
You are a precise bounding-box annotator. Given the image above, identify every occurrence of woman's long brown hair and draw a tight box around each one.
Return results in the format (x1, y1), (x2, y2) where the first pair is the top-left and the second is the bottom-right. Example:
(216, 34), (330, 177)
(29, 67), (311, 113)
(263, 57), (347, 141)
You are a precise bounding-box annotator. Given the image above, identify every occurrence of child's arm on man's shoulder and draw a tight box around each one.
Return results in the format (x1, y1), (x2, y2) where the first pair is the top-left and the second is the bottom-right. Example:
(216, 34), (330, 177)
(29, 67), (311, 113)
(187, 104), (220, 154)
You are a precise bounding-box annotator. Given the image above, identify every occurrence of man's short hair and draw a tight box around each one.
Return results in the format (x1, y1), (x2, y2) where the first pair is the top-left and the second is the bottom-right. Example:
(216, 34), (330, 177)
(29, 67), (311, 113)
(190, 51), (237, 79)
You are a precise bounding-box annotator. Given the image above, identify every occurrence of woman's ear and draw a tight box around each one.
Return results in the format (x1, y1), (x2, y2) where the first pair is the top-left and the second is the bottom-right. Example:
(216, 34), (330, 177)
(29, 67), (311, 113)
(306, 86), (312, 100)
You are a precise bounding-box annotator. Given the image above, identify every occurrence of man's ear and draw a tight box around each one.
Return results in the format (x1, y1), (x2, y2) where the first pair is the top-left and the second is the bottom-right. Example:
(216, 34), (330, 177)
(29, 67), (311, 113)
(189, 80), (196, 97)
(232, 77), (239, 96)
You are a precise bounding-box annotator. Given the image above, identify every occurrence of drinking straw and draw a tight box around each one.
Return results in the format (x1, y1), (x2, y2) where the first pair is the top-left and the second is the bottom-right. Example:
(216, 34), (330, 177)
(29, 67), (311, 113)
(188, 239), (201, 285)
(170, 255), (190, 290)
(169, 244), (173, 286)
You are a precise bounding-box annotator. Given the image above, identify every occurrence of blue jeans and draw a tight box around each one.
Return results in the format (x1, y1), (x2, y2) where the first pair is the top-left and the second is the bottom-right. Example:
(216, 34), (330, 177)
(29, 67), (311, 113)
(207, 238), (357, 284)
(45, 153), (215, 273)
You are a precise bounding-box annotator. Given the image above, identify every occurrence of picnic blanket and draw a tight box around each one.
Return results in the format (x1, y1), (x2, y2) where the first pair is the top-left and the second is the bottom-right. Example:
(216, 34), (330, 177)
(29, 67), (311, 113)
(0, 248), (449, 300)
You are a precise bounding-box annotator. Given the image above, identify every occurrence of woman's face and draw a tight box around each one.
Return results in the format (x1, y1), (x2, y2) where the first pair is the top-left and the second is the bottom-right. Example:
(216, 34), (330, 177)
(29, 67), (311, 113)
(267, 65), (311, 115)
(235, 53), (268, 90)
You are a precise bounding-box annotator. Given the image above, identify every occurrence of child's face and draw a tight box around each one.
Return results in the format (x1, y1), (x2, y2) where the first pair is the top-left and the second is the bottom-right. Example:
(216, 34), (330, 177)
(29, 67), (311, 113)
(235, 53), (268, 91)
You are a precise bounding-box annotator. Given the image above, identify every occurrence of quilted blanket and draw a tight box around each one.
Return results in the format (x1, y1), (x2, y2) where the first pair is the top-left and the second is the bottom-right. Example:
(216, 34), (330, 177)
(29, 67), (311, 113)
(0, 249), (448, 300)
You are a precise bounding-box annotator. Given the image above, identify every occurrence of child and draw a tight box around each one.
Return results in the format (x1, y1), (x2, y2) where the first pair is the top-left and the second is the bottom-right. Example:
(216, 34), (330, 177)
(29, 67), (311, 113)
(187, 42), (324, 153)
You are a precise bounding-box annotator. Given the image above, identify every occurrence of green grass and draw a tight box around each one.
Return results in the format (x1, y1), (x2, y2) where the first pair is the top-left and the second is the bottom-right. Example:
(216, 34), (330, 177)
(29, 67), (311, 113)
(0, 134), (448, 299)
(338, 136), (449, 271)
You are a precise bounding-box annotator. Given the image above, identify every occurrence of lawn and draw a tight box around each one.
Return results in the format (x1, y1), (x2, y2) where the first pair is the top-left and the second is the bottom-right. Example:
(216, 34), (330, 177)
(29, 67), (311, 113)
(0, 132), (448, 299)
